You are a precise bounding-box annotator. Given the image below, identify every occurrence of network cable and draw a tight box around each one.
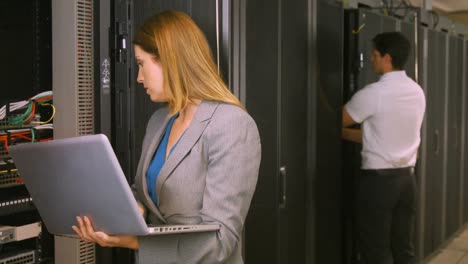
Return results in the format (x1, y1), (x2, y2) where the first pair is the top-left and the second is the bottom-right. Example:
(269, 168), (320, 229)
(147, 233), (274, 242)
(0, 91), (53, 122)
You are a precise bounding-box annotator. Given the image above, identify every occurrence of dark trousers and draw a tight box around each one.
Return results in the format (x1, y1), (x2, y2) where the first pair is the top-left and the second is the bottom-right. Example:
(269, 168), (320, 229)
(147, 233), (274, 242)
(355, 167), (417, 264)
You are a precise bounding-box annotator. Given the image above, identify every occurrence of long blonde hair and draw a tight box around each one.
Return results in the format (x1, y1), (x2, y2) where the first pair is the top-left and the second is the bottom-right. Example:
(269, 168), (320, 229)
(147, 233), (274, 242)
(133, 10), (244, 114)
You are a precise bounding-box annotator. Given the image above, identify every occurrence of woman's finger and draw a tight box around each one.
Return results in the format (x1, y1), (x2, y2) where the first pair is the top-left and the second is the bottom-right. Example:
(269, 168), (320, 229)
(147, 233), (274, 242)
(83, 216), (96, 235)
(84, 216), (103, 243)
(76, 216), (93, 242)
(72, 225), (82, 237)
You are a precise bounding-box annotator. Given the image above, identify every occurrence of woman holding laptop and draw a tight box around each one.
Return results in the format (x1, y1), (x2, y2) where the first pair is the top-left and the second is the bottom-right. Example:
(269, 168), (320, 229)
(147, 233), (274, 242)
(72, 10), (261, 264)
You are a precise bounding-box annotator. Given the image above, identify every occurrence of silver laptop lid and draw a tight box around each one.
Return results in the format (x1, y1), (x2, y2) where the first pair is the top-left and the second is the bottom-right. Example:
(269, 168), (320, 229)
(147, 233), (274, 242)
(9, 134), (149, 236)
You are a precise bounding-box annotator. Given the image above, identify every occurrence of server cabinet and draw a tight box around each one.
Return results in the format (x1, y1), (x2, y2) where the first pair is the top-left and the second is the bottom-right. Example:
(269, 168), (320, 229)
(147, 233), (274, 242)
(420, 28), (448, 259)
(445, 35), (464, 239)
(463, 39), (468, 224)
(244, 0), (308, 263)
(242, 2), (281, 262)
(0, 0), (54, 263)
(314, 1), (344, 264)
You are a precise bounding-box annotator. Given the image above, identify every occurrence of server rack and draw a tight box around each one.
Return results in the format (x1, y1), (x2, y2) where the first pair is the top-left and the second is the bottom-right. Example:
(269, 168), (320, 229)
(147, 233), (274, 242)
(0, 0), (54, 263)
(445, 34), (464, 240)
(418, 26), (467, 262)
(243, 0), (308, 263)
(419, 27), (448, 259)
(463, 39), (468, 226)
(314, 1), (345, 263)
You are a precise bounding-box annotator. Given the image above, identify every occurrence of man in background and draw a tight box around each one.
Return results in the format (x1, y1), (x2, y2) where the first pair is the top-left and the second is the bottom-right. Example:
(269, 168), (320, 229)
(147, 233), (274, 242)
(342, 32), (426, 264)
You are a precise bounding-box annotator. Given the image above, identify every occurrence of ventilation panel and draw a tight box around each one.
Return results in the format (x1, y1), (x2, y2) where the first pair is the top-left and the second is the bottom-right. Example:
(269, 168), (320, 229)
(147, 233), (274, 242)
(76, 0), (94, 135)
(53, 0), (95, 138)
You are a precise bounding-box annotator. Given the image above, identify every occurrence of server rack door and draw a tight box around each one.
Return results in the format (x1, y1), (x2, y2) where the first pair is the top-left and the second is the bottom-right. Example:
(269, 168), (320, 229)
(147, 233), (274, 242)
(243, 1), (280, 262)
(414, 24), (425, 263)
(244, 0), (310, 262)
(445, 35), (464, 239)
(343, 9), (362, 264)
(422, 28), (447, 258)
(456, 37), (465, 230)
(315, 1), (344, 264)
(431, 31), (449, 251)
(278, 0), (308, 263)
(463, 39), (468, 224)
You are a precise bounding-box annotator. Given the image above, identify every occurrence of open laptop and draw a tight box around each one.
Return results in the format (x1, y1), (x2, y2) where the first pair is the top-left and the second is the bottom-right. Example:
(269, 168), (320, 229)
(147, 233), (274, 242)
(8, 134), (220, 236)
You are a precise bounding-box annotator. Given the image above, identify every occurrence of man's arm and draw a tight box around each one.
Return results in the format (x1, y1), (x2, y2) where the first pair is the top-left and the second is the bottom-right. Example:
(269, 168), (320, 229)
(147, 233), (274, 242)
(342, 107), (362, 143)
(342, 128), (362, 143)
(342, 107), (356, 128)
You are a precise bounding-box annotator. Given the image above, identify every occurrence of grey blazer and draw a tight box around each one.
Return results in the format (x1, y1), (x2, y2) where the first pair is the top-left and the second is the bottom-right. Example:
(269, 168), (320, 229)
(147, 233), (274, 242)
(133, 100), (261, 264)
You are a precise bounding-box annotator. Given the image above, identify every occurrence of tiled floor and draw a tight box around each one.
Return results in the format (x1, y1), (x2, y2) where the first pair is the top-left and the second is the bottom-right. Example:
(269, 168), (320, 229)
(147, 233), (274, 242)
(427, 227), (468, 264)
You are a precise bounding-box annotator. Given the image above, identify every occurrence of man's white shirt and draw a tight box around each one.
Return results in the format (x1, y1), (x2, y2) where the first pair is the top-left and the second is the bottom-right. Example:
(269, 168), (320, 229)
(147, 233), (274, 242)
(345, 71), (426, 169)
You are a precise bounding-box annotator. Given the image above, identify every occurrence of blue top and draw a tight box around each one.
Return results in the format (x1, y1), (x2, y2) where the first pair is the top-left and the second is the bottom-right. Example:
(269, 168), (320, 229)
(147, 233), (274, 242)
(146, 113), (181, 204)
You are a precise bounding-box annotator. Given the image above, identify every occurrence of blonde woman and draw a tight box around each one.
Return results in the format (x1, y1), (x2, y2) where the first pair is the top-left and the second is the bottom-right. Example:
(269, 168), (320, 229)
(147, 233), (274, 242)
(73, 10), (261, 264)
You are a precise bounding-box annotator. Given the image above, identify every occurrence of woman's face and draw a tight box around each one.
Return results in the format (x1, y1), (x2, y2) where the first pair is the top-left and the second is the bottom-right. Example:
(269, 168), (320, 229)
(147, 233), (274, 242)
(134, 45), (167, 102)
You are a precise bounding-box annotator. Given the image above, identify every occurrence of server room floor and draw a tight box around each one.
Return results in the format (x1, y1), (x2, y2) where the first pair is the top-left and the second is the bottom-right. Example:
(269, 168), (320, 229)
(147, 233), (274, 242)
(427, 225), (468, 264)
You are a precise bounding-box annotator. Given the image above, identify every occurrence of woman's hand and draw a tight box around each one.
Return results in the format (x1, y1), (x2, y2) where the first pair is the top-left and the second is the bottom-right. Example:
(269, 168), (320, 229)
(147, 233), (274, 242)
(72, 216), (139, 250)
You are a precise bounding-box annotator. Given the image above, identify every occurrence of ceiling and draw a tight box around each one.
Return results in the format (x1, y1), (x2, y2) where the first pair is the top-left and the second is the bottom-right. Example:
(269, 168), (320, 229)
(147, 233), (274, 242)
(409, 0), (468, 13)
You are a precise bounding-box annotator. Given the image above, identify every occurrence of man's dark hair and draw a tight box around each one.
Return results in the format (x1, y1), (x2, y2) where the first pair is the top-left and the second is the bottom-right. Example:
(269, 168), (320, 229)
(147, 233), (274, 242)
(372, 32), (411, 70)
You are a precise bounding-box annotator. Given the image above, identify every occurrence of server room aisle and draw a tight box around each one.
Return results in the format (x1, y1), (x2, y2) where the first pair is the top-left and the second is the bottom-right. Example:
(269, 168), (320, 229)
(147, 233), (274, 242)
(427, 226), (468, 264)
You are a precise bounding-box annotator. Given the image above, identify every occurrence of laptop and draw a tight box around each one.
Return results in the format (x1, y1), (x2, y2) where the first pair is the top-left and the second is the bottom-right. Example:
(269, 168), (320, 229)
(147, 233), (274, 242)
(8, 134), (220, 236)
